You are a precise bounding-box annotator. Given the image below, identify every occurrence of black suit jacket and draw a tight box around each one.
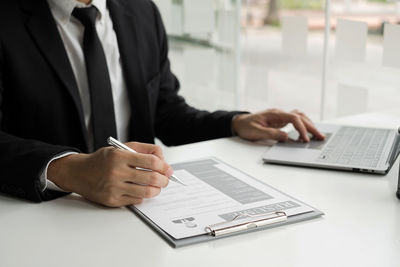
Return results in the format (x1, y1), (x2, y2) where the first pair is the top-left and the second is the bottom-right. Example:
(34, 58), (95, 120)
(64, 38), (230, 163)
(0, 0), (241, 202)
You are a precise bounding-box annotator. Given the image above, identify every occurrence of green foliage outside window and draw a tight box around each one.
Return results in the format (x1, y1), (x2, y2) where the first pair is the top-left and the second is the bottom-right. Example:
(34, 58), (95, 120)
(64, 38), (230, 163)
(281, 0), (323, 10)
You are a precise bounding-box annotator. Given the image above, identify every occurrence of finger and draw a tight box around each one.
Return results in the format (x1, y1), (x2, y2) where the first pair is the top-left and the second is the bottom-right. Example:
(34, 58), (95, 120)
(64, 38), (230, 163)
(291, 117), (309, 142)
(122, 183), (162, 199)
(123, 152), (171, 175)
(274, 113), (309, 142)
(118, 195), (143, 206)
(254, 124), (288, 141)
(292, 110), (316, 127)
(301, 119), (325, 140)
(125, 142), (164, 160)
(269, 122), (288, 129)
(292, 111), (325, 140)
(123, 167), (169, 188)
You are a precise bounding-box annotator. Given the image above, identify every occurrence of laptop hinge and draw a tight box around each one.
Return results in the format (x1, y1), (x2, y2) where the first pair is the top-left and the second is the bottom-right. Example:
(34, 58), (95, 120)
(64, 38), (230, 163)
(386, 133), (400, 165)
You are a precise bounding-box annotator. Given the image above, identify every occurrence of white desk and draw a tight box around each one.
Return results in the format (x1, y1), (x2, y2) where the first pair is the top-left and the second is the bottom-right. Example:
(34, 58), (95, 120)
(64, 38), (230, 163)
(1, 112), (400, 267)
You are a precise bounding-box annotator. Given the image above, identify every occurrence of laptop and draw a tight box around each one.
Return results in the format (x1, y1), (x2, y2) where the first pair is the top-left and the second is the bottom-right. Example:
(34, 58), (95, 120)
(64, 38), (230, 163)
(262, 124), (400, 174)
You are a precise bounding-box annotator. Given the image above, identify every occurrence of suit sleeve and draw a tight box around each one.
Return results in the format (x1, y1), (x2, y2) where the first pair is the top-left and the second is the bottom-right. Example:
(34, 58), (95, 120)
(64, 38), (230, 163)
(0, 40), (79, 202)
(150, 3), (247, 146)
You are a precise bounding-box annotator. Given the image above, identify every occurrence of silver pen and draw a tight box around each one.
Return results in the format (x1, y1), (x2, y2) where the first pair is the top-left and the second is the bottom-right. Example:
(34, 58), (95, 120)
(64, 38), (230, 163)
(107, 136), (186, 186)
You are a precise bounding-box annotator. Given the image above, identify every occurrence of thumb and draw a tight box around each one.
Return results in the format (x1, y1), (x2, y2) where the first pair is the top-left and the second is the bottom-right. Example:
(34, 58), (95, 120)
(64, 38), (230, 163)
(256, 126), (288, 141)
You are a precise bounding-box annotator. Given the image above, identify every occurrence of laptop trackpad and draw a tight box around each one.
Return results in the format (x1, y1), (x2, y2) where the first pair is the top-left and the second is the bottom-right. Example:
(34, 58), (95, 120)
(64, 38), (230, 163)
(276, 131), (332, 150)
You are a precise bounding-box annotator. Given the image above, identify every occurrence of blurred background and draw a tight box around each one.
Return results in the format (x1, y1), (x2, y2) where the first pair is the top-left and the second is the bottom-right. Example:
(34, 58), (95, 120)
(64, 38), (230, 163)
(153, 0), (400, 121)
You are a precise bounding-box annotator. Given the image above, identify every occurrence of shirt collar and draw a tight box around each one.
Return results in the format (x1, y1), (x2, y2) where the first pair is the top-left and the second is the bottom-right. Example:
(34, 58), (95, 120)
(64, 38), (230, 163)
(47, 0), (107, 25)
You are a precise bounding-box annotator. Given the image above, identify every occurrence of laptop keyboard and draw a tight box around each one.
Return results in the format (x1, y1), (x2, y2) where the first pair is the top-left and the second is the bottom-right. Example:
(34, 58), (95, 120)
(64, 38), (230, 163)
(317, 127), (390, 167)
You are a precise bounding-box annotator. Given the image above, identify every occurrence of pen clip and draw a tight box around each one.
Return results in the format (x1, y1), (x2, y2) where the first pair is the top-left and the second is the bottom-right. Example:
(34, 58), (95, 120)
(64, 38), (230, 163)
(107, 137), (136, 153)
(205, 211), (287, 237)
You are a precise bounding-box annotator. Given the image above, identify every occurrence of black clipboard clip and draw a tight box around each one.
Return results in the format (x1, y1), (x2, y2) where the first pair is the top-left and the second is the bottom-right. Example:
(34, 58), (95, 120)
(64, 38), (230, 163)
(205, 211), (288, 237)
(397, 126), (400, 199)
(397, 164), (400, 199)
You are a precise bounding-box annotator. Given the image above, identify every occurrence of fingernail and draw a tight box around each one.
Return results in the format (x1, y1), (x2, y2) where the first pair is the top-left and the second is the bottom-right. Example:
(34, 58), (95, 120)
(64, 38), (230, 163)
(166, 167), (173, 177)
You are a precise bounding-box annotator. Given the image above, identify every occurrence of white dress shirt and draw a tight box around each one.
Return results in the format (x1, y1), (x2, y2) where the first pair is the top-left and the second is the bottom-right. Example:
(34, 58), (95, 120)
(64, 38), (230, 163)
(40, 0), (131, 191)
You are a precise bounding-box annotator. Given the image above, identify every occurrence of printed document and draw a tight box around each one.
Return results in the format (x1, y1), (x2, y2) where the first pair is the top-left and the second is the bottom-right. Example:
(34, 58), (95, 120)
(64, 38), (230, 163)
(134, 158), (314, 239)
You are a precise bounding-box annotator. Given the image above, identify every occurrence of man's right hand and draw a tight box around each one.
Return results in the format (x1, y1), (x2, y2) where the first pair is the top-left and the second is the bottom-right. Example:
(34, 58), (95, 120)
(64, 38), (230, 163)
(47, 142), (173, 207)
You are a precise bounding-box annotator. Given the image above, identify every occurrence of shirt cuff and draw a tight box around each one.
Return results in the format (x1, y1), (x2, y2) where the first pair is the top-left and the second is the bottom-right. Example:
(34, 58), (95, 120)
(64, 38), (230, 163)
(39, 152), (78, 192)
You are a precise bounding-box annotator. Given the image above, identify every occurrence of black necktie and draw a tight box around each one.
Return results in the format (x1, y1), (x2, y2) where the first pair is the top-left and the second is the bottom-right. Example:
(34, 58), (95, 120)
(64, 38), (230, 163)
(72, 7), (117, 150)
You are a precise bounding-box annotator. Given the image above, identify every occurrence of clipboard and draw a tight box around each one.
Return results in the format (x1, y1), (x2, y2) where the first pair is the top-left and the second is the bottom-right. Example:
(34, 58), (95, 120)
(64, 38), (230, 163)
(127, 158), (324, 248)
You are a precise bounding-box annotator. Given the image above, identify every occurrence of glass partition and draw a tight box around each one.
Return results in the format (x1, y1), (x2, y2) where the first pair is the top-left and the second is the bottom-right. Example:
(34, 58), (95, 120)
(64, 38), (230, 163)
(324, 0), (400, 119)
(153, 0), (242, 111)
(155, 0), (400, 121)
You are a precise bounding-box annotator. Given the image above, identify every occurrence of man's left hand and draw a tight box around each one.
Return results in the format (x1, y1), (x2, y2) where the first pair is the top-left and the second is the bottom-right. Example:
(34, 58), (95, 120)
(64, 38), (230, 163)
(232, 109), (325, 142)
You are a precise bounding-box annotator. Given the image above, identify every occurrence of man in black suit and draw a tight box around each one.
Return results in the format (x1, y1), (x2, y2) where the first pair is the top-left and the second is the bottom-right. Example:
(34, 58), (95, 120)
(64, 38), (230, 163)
(0, 0), (324, 207)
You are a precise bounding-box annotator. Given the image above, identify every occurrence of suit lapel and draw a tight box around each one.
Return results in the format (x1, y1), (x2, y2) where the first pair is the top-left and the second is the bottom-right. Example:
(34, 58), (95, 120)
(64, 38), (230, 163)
(107, 0), (154, 143)
(21, 0), (89, 149)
